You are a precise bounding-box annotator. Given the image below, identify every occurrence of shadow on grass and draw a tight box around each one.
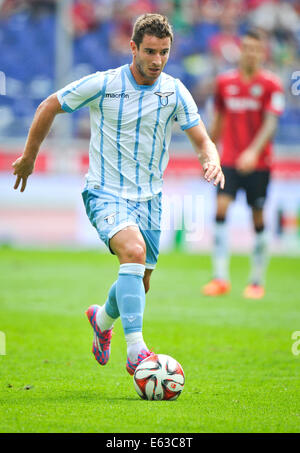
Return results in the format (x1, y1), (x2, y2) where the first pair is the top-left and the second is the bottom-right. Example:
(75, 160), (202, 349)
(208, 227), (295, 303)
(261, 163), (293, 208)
(2, 389), (141, 404)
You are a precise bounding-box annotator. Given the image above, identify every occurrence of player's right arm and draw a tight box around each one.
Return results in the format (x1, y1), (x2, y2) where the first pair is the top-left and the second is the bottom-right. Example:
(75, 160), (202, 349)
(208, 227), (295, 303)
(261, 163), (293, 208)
(12, 94), (65, 192)
(13, 71), (104, 192)
(235, 112), (279, 173)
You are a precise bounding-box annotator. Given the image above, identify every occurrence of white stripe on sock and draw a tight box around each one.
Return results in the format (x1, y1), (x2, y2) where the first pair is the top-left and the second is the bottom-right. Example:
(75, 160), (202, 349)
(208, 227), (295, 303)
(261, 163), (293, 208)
(119, 263), (145, 277)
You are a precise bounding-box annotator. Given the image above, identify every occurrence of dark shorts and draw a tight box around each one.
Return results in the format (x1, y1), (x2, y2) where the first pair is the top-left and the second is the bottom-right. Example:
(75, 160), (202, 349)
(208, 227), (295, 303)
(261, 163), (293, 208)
(217, 166), (270, 209)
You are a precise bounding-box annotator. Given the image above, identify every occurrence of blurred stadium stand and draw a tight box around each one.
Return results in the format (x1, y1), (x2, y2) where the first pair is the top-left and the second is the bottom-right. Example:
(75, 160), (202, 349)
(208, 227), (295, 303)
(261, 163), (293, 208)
(0, 0), (300, 252)
(0, 0), (300, 145)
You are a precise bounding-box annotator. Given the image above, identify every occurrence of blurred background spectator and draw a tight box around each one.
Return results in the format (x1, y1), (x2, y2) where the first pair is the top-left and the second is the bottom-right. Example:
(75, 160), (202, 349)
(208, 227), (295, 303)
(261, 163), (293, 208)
(0, 0), (299, 251)
(0, 0), (299, 144)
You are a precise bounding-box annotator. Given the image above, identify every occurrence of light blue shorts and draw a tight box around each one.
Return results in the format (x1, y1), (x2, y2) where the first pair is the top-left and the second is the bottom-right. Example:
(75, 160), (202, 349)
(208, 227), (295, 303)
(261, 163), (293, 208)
(82, 185), (162, 269)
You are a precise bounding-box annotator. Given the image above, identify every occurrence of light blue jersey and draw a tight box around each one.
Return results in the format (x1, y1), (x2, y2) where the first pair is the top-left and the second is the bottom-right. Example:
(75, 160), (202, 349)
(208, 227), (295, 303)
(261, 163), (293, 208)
(57, 64), (200, 201)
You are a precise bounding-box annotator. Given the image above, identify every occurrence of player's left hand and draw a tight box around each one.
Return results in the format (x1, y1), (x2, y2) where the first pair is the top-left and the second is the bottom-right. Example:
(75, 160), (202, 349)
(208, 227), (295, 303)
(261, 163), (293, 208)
(236, 149), (259, 174)
(203, 162), (225, 189)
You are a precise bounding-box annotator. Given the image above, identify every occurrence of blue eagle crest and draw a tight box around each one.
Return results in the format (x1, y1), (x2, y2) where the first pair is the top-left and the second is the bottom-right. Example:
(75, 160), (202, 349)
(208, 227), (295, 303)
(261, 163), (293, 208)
(154, 91), (174, 106)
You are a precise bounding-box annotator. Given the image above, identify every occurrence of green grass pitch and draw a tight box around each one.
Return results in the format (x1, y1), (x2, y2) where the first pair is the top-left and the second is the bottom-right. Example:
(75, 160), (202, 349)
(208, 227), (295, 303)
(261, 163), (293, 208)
(0, 248), (299, 433)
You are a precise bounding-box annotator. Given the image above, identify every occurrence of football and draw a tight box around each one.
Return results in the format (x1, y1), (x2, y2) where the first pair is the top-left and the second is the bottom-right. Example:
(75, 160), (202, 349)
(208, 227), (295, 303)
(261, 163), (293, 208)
(133, 354), (185, 401)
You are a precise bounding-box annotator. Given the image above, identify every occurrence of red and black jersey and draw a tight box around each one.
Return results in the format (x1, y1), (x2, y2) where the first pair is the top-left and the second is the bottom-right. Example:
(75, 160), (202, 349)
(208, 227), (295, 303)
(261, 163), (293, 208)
(214, 69), (284, 170)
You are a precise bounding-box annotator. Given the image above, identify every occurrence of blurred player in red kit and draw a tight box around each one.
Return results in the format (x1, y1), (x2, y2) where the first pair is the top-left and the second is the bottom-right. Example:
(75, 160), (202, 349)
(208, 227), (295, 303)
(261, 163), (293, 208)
(202, 30), (284, 299)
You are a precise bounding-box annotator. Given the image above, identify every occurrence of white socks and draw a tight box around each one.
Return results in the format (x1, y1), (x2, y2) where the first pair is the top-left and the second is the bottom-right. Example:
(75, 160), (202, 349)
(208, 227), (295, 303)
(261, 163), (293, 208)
(96, 305), (115, 332)
(213, 221), (229, 281)
(249, 230), (268, 286)
(213, 221), (269, 286)
(96, 307), (147, 363)
(125, 332), (147, 363)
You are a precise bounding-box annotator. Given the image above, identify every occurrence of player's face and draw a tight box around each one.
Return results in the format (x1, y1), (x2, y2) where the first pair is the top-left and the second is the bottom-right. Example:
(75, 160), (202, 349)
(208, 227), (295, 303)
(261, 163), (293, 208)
(240, 36), (265, 71)
(131, 34), (171, 84)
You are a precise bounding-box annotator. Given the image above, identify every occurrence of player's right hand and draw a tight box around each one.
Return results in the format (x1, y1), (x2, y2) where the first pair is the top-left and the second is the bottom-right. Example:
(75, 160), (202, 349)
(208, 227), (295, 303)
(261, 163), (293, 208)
(12, 155), (35, 192)
(236, 148), (259, 174)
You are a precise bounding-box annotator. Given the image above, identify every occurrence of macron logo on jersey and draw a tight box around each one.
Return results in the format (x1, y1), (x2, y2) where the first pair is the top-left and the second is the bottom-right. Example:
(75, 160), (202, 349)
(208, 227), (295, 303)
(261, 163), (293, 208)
(105, 92), (129, 99)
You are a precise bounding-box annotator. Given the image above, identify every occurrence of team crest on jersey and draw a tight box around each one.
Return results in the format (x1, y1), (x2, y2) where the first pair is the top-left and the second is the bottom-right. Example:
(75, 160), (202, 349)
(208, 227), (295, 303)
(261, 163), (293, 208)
(154, 91), (174, 106)
(250, 84), (263, 97)
(104, 213), (116, 225)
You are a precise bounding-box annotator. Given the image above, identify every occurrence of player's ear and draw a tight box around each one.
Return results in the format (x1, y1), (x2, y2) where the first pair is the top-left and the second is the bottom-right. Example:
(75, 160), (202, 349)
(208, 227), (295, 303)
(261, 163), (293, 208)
(130, 40), (138, 56)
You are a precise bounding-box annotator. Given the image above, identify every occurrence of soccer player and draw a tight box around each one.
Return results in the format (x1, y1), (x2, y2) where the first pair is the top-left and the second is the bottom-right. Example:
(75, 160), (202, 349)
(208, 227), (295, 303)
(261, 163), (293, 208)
(12, 14), (224, 374)
(202, 30), (284, 299)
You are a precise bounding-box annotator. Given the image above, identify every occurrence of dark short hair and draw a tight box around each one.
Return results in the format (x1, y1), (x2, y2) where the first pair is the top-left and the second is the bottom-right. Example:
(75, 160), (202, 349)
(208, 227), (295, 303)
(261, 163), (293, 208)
(243, 29), (263, 41)
(131, 13), (173, 48)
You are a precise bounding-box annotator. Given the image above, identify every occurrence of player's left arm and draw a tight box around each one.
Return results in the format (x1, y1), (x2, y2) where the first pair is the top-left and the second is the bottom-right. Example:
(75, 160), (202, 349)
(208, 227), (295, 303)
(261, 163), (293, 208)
(237, 79), (284, 173)
(185, 121), (225, 189)
(236, 112), (279, 173)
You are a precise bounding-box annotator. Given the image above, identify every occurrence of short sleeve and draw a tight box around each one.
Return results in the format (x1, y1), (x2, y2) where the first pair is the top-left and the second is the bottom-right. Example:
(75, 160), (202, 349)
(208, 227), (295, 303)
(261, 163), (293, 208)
(174, 79), (200, 131)
(56, 72), (104, 113)
(265, 77), (285, 116)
